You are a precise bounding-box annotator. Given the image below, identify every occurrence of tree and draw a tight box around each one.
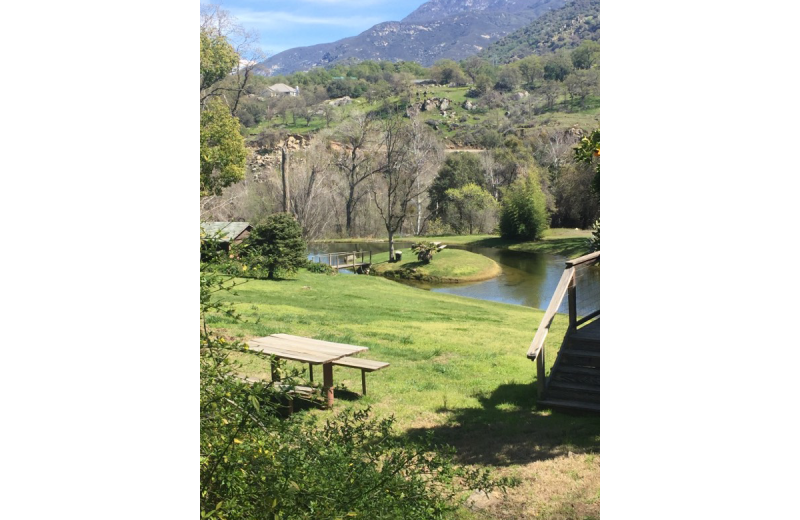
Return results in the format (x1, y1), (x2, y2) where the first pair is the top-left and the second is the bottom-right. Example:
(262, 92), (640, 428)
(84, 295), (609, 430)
(428, 152), (486, 221)
(245, 213), (307, 279)
(372, 115), (442, 261)
(499, 173), (549, 240)
(200, 97), (247, 196)
(574, 129), (600, 194)
(565, 69), (599, 109)
(431, 59), (467, 86)
(571, 40), (600, 69)
(495, 66), (522, 92)
(461, 56), (495, 84)
(445, 183), (497, 234)
(543, 52), (573, 82)
(200, 29), (238, 94)
(516, 55), (544, 88)
(331, 111), (380, 236)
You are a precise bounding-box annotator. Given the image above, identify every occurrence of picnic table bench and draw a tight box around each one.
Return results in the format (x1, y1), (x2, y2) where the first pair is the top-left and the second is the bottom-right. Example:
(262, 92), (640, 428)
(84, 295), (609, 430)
(247, 334), (389, 407)
(331, 356), (390, 395)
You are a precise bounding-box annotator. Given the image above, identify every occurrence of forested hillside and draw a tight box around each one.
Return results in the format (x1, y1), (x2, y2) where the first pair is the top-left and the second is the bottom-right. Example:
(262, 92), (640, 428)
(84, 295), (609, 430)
(480, 0), (600, 63)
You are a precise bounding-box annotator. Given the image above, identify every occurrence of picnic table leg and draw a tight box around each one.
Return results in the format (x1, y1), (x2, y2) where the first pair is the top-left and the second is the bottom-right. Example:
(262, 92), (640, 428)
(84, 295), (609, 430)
(271, 359), (279, 382)
(308, 363), (314, 383)
(361, 370), (367, 395)
(323, 363), (334, 408)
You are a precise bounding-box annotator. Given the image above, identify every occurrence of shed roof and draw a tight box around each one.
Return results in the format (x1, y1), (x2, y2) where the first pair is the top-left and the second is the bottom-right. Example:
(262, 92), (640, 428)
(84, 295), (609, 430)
(268, 83), (297, 93)
(200, 222), (251, 242)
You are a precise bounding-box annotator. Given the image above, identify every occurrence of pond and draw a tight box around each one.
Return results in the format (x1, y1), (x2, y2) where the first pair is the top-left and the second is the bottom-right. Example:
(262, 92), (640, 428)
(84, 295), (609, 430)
(307, 240), (598, 314)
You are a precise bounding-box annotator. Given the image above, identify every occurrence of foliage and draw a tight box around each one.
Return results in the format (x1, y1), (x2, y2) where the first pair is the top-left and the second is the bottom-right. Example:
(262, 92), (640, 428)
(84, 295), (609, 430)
(445, 183), (497, 235)
(543, 52), (574, 82)
(245, 213), (307, 279)
(571, 40), (600, 69)
(428, 152), (486, 218)
(480, 0), (600, 64)
(430, 59), (467, 86)
(587, 219), (600, 253)
(575, 128), (600, 251)
(200, 29), (239, 92)
(411, 241), (442, 264)
(305, 261), (334, 274)
(574, 129), (600, 194)
(201, 97), (248, 196)
(499, 173), (550, 241)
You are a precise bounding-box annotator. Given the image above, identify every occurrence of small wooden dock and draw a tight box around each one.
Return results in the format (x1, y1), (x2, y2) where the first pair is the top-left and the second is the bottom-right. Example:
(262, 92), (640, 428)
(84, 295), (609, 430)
(311, 250), (372, 272)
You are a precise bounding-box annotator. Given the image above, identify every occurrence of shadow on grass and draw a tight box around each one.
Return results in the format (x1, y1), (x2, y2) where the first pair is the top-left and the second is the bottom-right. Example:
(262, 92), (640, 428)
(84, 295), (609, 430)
(406, 382), (599, 467)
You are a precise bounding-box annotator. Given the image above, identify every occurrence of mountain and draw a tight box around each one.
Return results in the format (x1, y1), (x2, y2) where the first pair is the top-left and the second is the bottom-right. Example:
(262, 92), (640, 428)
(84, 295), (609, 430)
(479, 0), (599, 63)
(260, 0), (566, 75)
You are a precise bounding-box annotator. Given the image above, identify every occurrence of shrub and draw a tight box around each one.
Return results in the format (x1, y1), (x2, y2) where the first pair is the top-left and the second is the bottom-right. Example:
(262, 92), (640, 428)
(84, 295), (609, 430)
(411, 242), (441, 264)
(587, 219), (600, 253)
(245, 213), (307, 279)
(305, 261), (334, 274)
(499, 173), (550, 240)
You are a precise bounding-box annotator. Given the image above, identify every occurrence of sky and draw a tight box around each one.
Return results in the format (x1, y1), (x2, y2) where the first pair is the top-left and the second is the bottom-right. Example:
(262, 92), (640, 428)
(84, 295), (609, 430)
(203, 0), (429, 58)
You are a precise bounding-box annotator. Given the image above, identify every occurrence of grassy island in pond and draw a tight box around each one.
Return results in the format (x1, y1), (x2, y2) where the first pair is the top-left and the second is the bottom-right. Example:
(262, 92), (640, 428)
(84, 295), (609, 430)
(370, 247), (501, 283)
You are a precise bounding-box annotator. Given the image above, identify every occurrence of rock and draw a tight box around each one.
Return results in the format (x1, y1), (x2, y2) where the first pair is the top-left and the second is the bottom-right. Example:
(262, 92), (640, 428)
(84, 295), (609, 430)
(425, 119), (439, 130)
(422, 99), (437, 112)
(514, 91), (529, 100)
(462, 100), (474, 111)
(406, 104), (421, 118)
(439, 98), (450, 111)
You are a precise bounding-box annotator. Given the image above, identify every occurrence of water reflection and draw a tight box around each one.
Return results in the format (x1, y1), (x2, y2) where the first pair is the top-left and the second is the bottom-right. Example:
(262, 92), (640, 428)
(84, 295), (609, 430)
(307, 240), (598, 313)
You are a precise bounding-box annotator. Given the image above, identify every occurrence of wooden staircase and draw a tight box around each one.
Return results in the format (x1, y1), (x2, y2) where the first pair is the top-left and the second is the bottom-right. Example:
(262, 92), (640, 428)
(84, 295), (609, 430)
(538, 319), (599, 411)
(527, 252), (599, 412)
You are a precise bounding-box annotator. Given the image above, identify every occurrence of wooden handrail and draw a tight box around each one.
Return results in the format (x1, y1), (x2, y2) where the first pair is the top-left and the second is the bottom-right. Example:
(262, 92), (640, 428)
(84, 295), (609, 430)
(527, 266), (575, 395)
(565, 251), (600, 267)
(527, 266), (574, 360)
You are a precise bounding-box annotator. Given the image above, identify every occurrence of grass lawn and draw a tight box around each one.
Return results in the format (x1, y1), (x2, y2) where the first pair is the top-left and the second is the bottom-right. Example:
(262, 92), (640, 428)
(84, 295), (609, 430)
(208, 269), (600, 519)
(370, 247), (501, 283)
(313, 227), (591, 258)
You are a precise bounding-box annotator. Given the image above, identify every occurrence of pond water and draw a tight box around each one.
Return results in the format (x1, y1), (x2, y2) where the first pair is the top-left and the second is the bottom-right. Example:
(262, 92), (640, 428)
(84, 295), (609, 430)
(307, 240), (598, 313)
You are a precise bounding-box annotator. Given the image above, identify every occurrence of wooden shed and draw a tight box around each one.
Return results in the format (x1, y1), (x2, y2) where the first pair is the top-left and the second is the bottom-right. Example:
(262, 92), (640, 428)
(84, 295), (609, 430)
(200, 222), (252, 254)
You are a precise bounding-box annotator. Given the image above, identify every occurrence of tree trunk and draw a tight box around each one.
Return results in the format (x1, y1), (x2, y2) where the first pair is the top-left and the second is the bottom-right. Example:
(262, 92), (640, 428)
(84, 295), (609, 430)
(345, 187), (355, 236)
(281, 147), (289, 213)
(388, 231), (395, 262)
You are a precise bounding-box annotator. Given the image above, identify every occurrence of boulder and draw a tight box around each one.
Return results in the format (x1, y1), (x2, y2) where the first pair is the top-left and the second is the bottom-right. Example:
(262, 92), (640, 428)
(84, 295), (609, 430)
(462, 100), (475, 111)
(439, 98), (450, 111)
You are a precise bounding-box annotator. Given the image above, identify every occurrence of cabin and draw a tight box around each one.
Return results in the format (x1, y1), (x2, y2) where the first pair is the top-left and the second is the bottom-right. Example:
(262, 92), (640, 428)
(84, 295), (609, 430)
(266, 83), (300, 97)
(200, 221), (252, 256)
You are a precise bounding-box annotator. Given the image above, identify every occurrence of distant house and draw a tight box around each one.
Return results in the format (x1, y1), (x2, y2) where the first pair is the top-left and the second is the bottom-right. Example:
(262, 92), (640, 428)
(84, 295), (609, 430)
(266, 83), (300, 97)
(201, 222), (252, 255)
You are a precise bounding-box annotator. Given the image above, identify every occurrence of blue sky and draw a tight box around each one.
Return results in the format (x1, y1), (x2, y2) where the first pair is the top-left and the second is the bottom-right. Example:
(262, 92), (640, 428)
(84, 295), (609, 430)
(205, 0), (429, 58)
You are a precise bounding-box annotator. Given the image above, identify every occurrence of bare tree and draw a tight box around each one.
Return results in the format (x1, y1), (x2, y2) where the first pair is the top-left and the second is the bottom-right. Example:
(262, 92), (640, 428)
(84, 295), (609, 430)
(200, 4), (265, 114)
(372, 115), (442, 260)
(331, 112), (380, 236)
(479, 151), (500, 200)
(289, 136), (335, 239)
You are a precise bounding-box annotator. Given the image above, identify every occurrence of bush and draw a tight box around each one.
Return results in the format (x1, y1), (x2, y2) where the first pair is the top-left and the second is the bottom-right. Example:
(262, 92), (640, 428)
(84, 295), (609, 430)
(245, 213), (307, 279)
(305, 261), (334, 274)
(411, 242), (441, 264)
(499, 173), (550, 240)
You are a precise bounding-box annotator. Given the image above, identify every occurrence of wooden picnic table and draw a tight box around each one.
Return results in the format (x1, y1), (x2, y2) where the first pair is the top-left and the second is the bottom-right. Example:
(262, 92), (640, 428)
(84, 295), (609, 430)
(247, 334), (370, 407)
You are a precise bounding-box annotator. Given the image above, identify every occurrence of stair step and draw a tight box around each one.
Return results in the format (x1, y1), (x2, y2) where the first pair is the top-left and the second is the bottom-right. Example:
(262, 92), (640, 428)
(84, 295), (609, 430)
(551, 365), (600, 386)
(563, 349), (600, 358)
(569, 336), (600, 348)
(558, 366), (600, 376)
(537, 398), (600, 412)
(560, 350), (600, 369)
(548, 381), (600, 393)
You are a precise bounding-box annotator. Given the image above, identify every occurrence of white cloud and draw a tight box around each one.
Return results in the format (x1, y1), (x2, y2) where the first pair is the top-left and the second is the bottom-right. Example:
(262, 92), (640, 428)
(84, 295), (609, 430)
(228, 9), (383, 29)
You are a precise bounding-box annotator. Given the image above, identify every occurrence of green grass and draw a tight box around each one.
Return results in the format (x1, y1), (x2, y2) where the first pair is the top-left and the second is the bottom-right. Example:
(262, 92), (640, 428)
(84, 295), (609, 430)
(209, 270), (599, 519)
(370, 247), (501, 282)
(312, 228), (593, 258)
